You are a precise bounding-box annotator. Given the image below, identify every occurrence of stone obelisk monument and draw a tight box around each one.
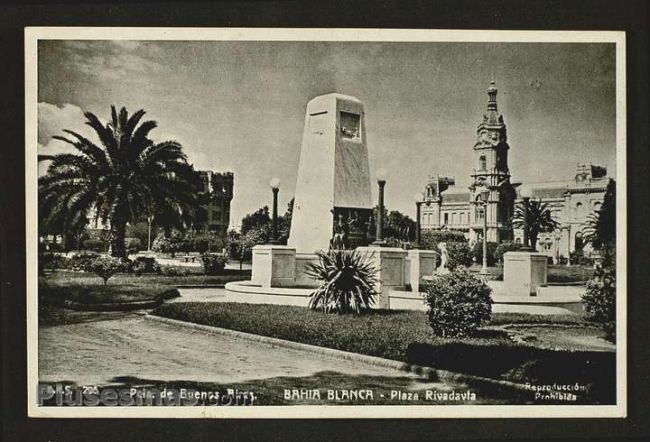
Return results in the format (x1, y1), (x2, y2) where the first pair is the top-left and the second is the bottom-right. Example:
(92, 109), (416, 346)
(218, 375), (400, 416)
(288, 93), (373, 254)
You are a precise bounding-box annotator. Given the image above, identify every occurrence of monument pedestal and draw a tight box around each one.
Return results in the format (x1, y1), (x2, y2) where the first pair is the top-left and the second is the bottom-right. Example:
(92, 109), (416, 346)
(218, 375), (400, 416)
(251, 245), (296, 288)
(357, 246), (407, 309)
(503, 251), (548, 296)
(406, 249), (438, 294)
(294, 252), (321, 287)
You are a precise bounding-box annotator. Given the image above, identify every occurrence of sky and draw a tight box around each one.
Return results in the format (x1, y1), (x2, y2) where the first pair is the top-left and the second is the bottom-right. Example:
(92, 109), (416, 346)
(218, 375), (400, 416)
(37, 40), (617, 228)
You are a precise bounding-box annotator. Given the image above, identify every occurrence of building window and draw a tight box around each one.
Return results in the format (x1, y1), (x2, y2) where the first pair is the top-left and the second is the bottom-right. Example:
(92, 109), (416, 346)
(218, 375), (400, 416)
(575, 232), (584, 252)
(575, 202), (584, 219)
(479, 155), (487, 171)
(444, 213), (449, 226)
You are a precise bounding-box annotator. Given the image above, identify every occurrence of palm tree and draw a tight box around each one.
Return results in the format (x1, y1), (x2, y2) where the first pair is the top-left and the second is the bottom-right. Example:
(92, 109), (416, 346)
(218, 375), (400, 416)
(510, 199), (559, 250)
(39, 106), (200, 259)
(582, 178), (616, 264)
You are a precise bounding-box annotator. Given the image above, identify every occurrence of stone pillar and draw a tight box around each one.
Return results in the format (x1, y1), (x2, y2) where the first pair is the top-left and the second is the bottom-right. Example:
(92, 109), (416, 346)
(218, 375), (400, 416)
(503, 251), (548, 296)
(251, 245), (296, 288)
(405, 249), (437, 294)
(357, 246), (407, 309)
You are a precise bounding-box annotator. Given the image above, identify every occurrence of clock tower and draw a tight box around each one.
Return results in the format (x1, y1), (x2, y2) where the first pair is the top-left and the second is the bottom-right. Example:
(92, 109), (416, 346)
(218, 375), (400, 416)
(469, 80), (515, 243)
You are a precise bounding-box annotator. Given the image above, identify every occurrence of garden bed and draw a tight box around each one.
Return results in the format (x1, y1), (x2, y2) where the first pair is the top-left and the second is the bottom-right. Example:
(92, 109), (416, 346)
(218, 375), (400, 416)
(41, 269), (251, 287)
(153, 303), (615, 403)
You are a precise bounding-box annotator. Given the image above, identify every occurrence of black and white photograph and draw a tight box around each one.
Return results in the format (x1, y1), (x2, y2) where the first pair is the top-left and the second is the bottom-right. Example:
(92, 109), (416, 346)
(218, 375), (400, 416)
(25, 28), (626, 418)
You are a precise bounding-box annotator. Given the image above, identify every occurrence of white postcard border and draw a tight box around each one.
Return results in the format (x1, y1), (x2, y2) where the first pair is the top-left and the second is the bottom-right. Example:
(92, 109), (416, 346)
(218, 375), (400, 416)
(25, 27), (627, 419)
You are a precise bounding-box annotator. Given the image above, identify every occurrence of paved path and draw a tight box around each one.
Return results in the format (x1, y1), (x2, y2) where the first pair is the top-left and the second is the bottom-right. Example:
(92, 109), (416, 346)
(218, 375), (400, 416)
(39, 315), (436, 387)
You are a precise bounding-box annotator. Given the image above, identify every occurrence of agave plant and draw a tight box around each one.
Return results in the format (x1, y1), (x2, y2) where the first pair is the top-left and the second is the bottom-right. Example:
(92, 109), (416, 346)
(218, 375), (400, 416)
(306, 249), (379, 314)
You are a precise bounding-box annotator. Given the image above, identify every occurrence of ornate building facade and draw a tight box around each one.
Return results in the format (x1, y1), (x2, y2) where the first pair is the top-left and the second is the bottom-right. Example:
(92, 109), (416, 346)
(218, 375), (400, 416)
(421, 80), (516, 244)
(420, 81), (610, 263)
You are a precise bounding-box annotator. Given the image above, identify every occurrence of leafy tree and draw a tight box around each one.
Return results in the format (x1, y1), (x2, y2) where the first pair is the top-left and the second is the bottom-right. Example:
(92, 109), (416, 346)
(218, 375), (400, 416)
(239, 199), (294, 246)
(241, 206), (271, 235)
(306, 249), (379, 314)
(582, 179), (616, 264)
(372, 206), (416, 245)
(87, 256), (125, 285)
(471, 241), (499, 267)
(126, 221), (155, 251)
(151, 232), (186, 257)
(494, 241), (522, 264)
(510, 199), (560, 250)
(39, 106), (199, 259)
(278, 198), (294, 243)
(420, 230), (467, 250)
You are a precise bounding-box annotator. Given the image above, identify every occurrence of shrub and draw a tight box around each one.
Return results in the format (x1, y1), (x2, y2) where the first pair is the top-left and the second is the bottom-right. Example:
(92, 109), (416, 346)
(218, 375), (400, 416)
(494, 241), (522, 264)
(582, 264), (616, 342)
(161, 265), (191, 277)
(69, 250), (101, 271)
(152, 234), (186, 257)
(424, 269), (493, 337)
(471, 241), (498, 267)
(421, 230), (467, 250)
(570, 249), (594, 266)
(131, 256), (161, 275)
(82, 238), (106, 252)
(39, 253), (71, 272)
(190, 234), (226, 254)
(201, 253), (228, 275)
(87, 256), (126, 285)
(306, 248), (379, 314)
(446, 241), (473, 270)
(125, 237), (142, 255)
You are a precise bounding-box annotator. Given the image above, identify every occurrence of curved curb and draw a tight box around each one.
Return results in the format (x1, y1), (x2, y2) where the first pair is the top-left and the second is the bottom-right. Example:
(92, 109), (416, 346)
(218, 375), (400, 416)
(142, 313), (534, 395)
(48, 289), (180, 312)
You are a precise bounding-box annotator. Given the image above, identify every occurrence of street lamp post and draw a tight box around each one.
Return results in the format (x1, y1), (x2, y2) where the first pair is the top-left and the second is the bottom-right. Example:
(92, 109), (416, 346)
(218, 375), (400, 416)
(519, 185), (533, 251)
(565, 224), (572, 266)
(476, 188), (490, 276)
(147, 214), (153, 252)
(268, 177), (281, 245)
(372, 168), (387, 246)
(413, 192), (423, 249)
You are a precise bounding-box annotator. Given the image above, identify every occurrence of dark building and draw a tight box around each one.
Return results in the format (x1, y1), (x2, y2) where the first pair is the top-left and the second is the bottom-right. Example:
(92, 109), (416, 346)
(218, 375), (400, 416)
(195, 171), (234, 237)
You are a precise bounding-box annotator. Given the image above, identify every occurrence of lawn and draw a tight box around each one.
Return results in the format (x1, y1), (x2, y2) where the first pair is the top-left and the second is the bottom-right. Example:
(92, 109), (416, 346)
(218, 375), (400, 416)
(42, 268), (251, 287)
(40, 273), (177, 304)
(154, 302), (615, 404)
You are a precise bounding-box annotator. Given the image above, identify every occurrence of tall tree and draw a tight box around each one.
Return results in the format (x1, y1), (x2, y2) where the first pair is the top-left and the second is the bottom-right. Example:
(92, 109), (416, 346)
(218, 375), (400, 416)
(510, 199), (560, 250)
(240, 206), (271, 235)
(582, 178), (616, 263)
(39, 106), (199, 258)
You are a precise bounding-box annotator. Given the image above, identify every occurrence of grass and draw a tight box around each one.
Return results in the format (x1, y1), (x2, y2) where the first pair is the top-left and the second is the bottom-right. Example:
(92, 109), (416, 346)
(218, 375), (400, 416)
(38, 269), (251, 324)
(40, 276), (175, 304)
(154, 302), (615, 403)
(487, 313), (588, 326)
(42, 269), (251, 287)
